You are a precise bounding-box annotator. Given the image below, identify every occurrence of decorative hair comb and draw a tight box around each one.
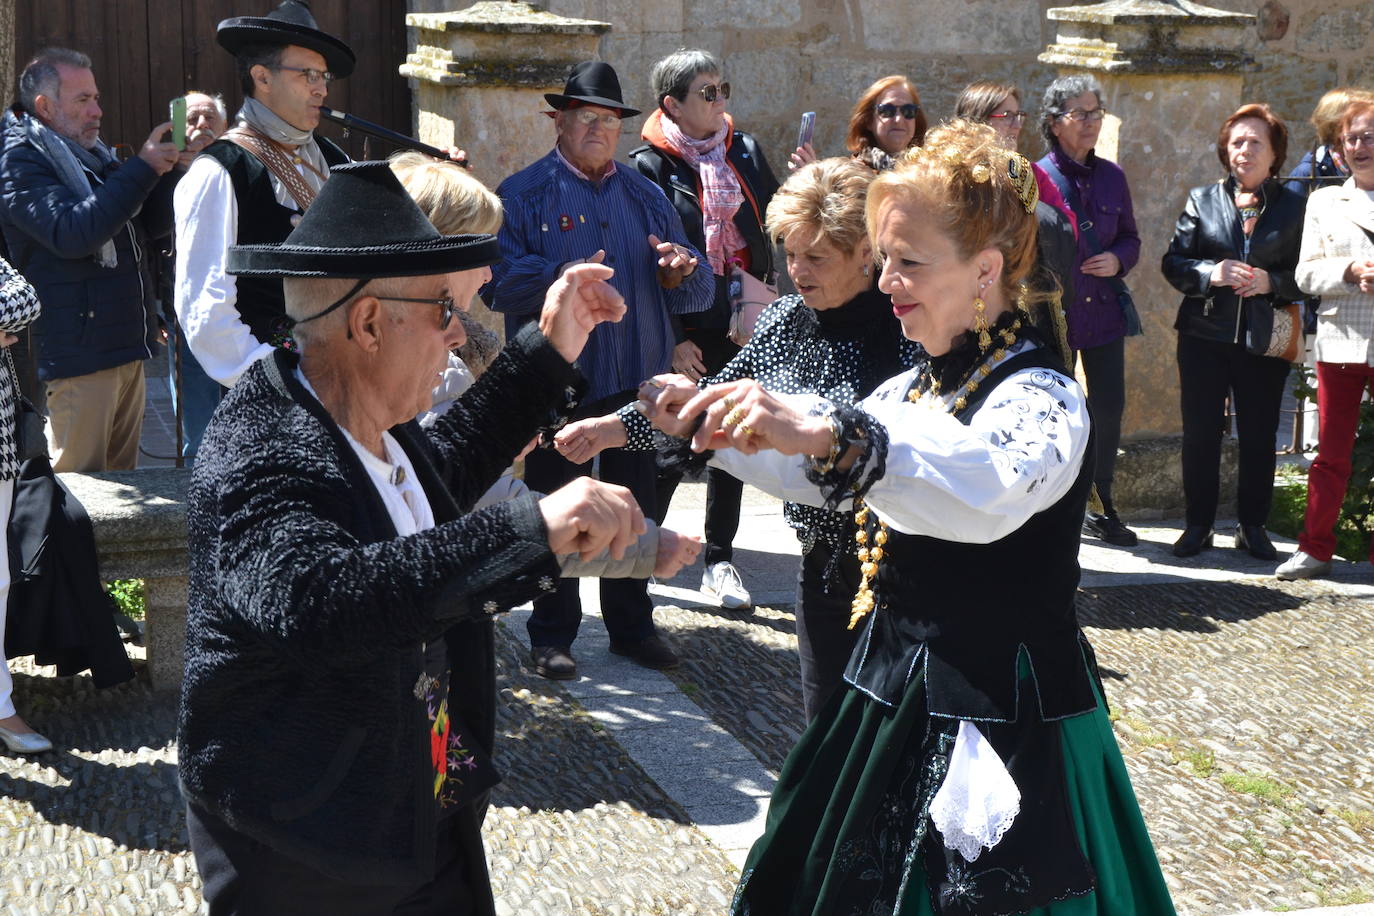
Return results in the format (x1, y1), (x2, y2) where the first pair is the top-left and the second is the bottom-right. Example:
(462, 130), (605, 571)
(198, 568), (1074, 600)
(1008, 153), (1038, 214)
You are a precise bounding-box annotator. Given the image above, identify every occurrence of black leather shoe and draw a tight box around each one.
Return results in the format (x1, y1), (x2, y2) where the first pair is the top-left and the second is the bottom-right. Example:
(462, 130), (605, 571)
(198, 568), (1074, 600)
(531, 646), (576, 680)
(1172, 525), (1214, 558)
(1083, 510), (1138, 547)
(609, 634), (680, 670)
(1235, 524), (1278, 561)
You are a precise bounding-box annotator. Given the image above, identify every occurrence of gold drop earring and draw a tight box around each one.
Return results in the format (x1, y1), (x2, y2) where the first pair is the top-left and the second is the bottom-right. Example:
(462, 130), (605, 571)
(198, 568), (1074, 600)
(973, 280), (991, 352)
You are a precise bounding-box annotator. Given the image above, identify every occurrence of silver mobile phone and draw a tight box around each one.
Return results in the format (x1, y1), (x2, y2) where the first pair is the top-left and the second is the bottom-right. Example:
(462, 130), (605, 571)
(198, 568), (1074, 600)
(797, 111), (816, 149)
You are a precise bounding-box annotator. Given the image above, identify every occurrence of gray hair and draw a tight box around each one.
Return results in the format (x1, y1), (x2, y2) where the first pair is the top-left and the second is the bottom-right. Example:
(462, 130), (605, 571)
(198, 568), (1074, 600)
(650, 48), (720, 110)
(186, 90), (229, 123)
(1039, 75), (1103, 148)
(284, 276), (422, 350)
(18, 48), (92, 115)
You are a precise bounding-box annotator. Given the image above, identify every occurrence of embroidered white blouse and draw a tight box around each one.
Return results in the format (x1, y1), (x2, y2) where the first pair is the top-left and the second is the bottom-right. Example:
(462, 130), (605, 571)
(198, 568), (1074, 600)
(707, 341), (1091, 544)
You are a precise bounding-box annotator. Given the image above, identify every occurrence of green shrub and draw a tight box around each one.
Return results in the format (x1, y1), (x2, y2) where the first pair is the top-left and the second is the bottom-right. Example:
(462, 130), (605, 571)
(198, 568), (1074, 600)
(107, 579), (146, 621)
(1275, 367), (1374, 561)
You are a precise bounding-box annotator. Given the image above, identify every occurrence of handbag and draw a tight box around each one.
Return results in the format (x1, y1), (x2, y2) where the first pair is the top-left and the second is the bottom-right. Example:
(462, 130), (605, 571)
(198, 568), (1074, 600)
(4, 344), (48, 462)
(727, 262), (778, 347)
(1244, 299), (1303, 362)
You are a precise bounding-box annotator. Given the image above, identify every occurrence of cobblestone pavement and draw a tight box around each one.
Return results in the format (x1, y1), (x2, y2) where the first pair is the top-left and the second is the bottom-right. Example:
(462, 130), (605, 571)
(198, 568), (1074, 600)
(654, 576), (1374, 915)
(0, 624), (739, 915)
(3, 370), (1371, 914)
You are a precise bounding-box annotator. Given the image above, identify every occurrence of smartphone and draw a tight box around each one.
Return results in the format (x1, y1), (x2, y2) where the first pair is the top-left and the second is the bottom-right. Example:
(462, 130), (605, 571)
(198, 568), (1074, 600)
(169, 96), (187, 151)
(797, 111), (816, 150)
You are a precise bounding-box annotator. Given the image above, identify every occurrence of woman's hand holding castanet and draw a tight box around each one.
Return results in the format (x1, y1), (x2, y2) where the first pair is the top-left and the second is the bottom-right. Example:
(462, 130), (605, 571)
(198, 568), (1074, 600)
(675, 379), (831, 457)
(634, 374), (700, 438)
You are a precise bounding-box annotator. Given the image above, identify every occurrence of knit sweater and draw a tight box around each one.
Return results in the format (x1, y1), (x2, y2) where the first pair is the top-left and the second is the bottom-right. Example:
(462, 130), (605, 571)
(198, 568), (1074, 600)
(178, 324), (577, 885)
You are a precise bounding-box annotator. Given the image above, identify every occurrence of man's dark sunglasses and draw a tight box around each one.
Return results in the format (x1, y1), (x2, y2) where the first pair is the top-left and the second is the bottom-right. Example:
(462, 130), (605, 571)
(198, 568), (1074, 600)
(875, 103), (920, 120)
(375, 296), (458, 330)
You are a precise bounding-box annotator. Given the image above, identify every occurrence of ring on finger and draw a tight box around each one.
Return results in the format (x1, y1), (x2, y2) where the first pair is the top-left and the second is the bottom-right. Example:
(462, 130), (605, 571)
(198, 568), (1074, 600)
(722, 396), (737, 410)
(724, 406), (747, 427)
(737, 423), (755, 438)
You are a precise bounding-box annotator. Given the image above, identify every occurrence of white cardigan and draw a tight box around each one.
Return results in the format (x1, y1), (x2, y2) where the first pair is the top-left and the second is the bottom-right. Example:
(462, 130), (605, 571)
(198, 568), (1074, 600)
(1297, 178), (1374, 365)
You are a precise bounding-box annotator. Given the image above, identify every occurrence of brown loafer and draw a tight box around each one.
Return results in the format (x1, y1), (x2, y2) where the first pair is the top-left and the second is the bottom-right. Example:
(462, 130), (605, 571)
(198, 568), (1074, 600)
(608, 634), (680, 670)
(531, 645), (577, 680)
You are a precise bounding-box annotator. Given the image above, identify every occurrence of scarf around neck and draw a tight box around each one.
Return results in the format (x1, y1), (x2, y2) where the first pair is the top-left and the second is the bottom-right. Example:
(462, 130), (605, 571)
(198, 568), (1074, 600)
(19, 111), (122, 267)
(237, 97), (329, 197)
(656, 110), (747, 276)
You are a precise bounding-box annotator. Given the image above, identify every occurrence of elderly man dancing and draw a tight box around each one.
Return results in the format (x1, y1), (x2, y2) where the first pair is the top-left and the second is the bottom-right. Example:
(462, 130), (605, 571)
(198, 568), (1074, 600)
(176, 161), (692, 914)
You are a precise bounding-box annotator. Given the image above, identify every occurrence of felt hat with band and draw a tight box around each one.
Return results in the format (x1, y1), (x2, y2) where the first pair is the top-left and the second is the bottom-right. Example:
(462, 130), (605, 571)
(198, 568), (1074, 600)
(543, 61), (640, 118)
(217, 0), (357, 79)
(228, 161), (502, 279)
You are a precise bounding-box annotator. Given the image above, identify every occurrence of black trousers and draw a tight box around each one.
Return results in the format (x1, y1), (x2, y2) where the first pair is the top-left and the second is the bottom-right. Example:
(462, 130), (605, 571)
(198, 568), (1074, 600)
(186, 804), (492, 916)
(525, 390), (659, 650)
(1176, 333), (1290, 527)
(795, 537), (866, 722)
(653, 328), (745, 566)
(1077, 336), (1126, 506)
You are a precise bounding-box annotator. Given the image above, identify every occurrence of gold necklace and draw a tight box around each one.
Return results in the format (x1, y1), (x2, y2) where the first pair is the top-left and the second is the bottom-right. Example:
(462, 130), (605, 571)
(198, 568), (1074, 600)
(848, 319), (1023, 630)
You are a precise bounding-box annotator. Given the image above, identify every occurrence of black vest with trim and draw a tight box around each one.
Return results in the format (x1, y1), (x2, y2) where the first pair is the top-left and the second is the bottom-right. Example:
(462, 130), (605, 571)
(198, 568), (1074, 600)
(846, 343), (1100, 722)
(200, 136), (348, 346)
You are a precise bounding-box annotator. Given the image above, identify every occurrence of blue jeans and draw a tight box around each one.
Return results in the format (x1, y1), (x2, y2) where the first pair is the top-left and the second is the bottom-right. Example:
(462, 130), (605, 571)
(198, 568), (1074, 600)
(167, 322), (224, 459)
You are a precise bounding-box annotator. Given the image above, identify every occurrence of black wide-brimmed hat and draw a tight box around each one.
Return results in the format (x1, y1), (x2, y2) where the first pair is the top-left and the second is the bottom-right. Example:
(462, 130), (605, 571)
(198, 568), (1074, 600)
(227, 161), (502, 278)
(543, 61), (640, 118)
(217, 0), (356, 79)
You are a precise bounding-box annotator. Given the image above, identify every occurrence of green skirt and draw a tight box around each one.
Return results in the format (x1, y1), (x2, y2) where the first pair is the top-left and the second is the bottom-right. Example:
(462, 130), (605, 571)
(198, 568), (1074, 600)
(731, 654), (1176, 916)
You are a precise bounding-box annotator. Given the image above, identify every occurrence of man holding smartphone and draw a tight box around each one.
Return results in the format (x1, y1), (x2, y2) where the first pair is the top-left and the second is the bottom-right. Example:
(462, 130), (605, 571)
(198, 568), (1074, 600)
(173, 0), (355, 389)
(0, 47), (180, 471)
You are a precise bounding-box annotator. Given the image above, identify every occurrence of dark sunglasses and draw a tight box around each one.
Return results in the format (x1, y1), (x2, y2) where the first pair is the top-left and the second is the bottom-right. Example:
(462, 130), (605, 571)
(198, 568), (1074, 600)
(695, 81), (731, 102)
(375, 295), (458, 330)
(875, 102), (920, 120)
(294, 279), (459, 332)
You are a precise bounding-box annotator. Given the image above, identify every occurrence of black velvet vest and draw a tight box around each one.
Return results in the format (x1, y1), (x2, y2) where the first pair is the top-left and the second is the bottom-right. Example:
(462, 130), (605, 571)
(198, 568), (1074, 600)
(201, 136), (349, 345)
(845, 345), (1100, 721)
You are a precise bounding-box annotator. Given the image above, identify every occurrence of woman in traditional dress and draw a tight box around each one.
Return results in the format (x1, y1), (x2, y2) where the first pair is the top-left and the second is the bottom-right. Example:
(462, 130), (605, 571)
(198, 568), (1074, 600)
(639, 120), (1175, 915)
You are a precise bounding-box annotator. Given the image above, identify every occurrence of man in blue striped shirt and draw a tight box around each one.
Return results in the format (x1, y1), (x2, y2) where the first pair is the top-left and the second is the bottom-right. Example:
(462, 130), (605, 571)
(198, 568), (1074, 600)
(488, 62), (712, 680)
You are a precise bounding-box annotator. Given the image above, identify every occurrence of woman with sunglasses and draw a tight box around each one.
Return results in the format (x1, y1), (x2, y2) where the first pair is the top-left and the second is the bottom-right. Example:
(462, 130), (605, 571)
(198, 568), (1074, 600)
(629, 48), (780, 609)
(1037, 75), (1143, 548)
(790, 75), (927, 174)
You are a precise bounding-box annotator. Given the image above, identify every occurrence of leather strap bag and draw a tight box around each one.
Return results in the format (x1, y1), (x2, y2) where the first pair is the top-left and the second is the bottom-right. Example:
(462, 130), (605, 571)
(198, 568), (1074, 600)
(1244, 299), (1303, 362)
(4, 345), (47, 463)
(726, 262), (778, 347)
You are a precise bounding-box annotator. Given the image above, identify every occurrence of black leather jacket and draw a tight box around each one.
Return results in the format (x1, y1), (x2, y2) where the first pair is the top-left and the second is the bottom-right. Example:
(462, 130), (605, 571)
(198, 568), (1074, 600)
(1163, 176), (1305, 345)
(630, 116), (779, 332)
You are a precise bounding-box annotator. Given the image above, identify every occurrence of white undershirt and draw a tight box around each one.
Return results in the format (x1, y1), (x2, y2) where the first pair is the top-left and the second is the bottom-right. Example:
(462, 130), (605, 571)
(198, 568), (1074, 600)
(295, 369), (434, 536)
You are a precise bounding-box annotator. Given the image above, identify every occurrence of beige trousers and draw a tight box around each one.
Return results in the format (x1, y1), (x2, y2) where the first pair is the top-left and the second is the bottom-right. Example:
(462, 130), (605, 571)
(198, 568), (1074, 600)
(45, 360), (145, 472)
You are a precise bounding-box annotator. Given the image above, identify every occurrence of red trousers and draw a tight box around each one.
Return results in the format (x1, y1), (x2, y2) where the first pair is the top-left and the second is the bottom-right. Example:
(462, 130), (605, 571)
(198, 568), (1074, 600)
(1299, 360), (1374, 562)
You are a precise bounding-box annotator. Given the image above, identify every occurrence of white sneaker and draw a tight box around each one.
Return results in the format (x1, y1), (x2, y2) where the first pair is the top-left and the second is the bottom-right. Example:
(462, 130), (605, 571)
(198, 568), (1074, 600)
(1275, 550), (1332, 581)
(701, 561), (752, 610)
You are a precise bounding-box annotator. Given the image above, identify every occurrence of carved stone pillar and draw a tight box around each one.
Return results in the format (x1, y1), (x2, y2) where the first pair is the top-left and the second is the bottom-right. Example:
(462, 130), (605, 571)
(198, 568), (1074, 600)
(400, 1), (611, 339)
(1040, 0), (1256, 517)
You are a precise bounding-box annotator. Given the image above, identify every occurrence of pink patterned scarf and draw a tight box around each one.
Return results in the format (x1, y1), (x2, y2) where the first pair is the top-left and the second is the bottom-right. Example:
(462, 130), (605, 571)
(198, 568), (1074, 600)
(658, 112), (747, 276)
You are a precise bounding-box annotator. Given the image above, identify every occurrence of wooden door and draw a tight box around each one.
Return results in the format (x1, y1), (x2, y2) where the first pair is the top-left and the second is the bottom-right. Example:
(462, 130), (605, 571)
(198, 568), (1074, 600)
(14, 0), (412, 159)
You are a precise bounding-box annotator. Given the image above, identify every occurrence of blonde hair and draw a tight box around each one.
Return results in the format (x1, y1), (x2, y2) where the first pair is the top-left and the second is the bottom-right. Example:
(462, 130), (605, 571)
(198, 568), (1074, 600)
(867, 120), (1039, 306)
(1311, 87), (1374, 148)
(765, 157), (874, 255)
(388, 151), (503, 235)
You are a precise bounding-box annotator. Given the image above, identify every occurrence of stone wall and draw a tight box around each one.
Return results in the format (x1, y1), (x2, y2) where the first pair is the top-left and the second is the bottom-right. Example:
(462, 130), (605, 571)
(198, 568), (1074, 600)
(408, 0), (1371, 186)
(1208, 0), (1374, 153)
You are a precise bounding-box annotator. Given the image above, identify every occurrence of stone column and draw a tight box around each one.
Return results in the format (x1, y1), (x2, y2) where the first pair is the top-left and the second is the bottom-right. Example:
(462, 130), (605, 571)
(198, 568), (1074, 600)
(400, 2), (611, 339)
(1040, 0), (1256, 517)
